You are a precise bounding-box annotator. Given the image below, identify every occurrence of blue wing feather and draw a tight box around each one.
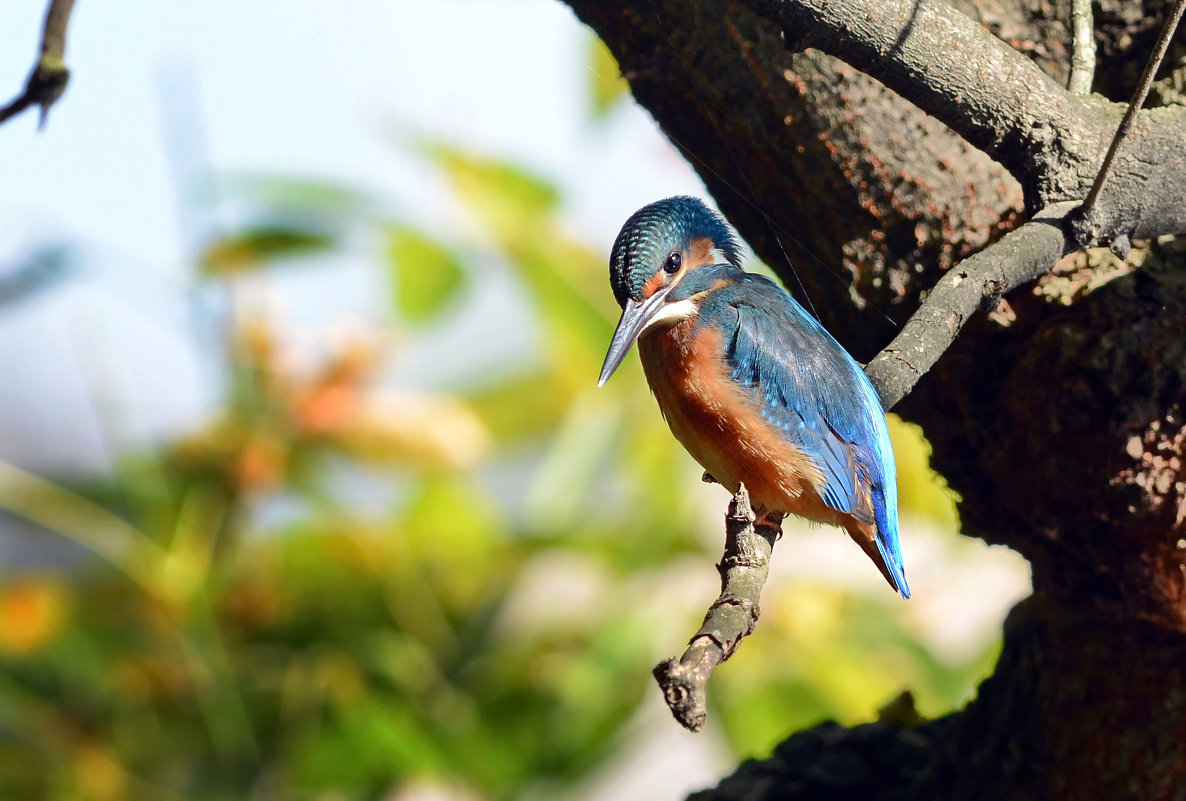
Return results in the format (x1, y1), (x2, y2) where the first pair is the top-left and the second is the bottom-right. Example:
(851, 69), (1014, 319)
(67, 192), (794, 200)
(706, 273), (909, 597)
(740, 328), (860, 515)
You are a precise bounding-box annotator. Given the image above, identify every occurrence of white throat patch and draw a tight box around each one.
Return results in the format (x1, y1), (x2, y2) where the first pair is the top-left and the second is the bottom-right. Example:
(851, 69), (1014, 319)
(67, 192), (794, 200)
(640, 297), (700, 336)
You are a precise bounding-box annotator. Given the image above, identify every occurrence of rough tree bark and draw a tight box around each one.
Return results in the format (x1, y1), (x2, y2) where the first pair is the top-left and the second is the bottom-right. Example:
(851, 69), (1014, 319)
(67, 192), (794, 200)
(561, 1), (1186, 799)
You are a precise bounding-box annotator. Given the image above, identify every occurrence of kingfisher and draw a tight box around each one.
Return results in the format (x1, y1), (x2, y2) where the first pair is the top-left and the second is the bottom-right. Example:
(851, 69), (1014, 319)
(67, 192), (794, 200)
(598, 196), (909, 598)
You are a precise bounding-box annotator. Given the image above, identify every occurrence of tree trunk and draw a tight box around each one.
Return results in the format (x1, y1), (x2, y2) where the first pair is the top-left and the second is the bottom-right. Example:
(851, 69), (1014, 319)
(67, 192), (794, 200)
(562, 1), (1186, 798)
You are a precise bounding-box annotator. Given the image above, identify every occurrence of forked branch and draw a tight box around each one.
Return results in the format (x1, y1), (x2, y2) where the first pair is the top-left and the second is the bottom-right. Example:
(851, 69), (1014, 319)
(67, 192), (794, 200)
(867, 203), (1078, 409)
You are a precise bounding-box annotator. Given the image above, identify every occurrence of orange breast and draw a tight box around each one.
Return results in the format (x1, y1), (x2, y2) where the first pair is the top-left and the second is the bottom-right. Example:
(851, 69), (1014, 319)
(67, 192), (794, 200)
(637, 319), (846, 526)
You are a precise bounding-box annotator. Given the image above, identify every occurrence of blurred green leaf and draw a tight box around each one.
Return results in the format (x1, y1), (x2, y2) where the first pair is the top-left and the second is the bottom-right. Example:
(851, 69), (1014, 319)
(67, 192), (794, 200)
(401, 475), (510, 616)
(422, 145), (615, 389)
(200, 225), (336, 275)
(422, 144), (559, 250)
(217, 173), (373, 217)
(387, 225), (467, 324)
(889, 416), (960, 528)
(715, 585), (1000, 756)
(587, 36), (629, 120)
(511, 243), (616, 383)
(524, 394), (620, 531)
(465, 370), (570, 441)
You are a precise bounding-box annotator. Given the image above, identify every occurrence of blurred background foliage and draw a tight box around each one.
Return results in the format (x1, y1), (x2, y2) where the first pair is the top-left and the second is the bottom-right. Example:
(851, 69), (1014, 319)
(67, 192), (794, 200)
(0, 33), (1018, 801)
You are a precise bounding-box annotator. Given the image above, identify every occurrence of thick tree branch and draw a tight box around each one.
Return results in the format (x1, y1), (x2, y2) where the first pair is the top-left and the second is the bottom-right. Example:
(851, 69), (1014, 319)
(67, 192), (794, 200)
(867, 202), (1078, 409)
(742, 0), (1186, 241)
(746, 0), (1103, 197)
(653, 485), (778, 731)
(1074, 0), (1186, 248)
(0, 0), (77, 130)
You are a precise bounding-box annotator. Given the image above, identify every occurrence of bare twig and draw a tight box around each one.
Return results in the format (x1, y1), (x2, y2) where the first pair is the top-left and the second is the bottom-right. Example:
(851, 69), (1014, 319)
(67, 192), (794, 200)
(0, 0), (77, 130)
(653, 485), (778, 731)
(1068, 0), (1096, 96)
(866, 202), (1078, 410)
(1077, 0), (1186, 225)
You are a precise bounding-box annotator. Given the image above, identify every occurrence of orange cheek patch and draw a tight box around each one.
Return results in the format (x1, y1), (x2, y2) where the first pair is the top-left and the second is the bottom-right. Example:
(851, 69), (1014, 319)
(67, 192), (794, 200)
(688, 236), (718, 268)
(641, 271), (667, 299)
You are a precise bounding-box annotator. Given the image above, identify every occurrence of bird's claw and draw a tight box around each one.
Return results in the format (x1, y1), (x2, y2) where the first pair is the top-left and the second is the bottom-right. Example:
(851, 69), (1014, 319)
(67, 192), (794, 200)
(754, 510), (785, 536)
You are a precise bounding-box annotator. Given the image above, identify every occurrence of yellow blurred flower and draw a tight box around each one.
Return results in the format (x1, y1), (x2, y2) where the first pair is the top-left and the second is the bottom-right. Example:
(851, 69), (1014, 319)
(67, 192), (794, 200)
(0, 577), (69, 656)
(69, 744), (127, 801)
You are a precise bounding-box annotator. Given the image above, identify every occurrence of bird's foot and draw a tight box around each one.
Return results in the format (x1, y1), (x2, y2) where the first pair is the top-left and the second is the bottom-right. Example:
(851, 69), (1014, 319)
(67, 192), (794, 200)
(753, 510), (785, 537)
(701, 471), (717, 484)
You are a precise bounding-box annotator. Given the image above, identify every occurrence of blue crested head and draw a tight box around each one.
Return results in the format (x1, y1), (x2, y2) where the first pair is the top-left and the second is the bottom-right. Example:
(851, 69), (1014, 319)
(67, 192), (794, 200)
(608, 196), (742, 308)
(599, 197), (744, 387)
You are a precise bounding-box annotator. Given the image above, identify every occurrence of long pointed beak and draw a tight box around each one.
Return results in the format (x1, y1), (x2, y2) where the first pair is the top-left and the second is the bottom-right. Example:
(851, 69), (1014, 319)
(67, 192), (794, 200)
(598, 288), (672, 387)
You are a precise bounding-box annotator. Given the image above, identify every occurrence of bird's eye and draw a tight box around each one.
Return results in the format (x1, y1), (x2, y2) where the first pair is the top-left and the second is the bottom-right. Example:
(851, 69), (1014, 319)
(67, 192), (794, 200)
(664, 252), (682, 274)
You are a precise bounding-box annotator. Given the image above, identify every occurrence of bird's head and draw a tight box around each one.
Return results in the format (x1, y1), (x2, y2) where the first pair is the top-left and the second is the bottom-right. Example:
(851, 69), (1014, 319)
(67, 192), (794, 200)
(598, 196), (743, 386)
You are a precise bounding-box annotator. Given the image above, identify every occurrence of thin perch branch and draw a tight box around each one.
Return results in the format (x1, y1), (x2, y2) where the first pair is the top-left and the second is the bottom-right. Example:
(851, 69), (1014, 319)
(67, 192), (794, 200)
(1068, 0), (1096, 96)
(0, 0), (77, 129)
(866, 202), (1077, 410)
(653, 485), (778, 731)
